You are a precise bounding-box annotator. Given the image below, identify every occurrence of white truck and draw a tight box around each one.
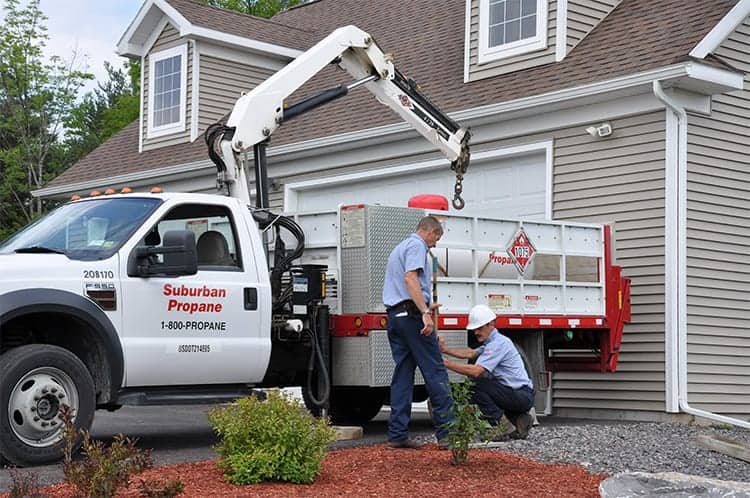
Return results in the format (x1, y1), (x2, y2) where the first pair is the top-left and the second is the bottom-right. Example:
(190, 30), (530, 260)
(0, 26), (630, 466)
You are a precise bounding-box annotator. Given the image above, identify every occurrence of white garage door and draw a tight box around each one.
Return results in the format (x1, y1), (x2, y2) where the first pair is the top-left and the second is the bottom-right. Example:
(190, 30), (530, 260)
(286, 145), (550, 220)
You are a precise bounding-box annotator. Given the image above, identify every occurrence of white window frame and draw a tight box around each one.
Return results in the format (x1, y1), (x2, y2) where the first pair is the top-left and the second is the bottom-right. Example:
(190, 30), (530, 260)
(147, 44), (188, 138)
(478, 0), (548, 64)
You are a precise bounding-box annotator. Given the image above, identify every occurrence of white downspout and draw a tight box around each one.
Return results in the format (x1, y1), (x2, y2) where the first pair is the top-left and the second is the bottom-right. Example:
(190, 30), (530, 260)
(653, 81), (750, 429)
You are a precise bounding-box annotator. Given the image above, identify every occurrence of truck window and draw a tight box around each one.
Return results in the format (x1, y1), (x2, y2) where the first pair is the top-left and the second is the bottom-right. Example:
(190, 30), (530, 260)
(142, 203), (242, 271)
(0, 197), (161, 260)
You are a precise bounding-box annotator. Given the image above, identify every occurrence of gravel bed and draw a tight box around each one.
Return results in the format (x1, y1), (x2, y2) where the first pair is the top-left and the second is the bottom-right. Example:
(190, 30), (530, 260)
(480, 421), (750, 483)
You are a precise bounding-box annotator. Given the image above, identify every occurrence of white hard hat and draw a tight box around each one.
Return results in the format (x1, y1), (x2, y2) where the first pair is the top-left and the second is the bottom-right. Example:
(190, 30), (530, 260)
(466, 304), (496, 330)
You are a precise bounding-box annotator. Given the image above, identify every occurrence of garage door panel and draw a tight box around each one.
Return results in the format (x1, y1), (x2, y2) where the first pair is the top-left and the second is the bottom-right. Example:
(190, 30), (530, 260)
(290, 149), (548, 220)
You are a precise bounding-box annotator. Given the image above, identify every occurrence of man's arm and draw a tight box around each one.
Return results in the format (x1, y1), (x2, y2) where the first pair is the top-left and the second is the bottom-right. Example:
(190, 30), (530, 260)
(437, 334), (478, 360)
(405, 270), (434, 335)
(444, 359), (486, 378)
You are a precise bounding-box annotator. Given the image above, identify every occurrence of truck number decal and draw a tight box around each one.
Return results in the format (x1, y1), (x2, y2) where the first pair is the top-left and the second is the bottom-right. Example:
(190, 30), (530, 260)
(177, 344), (211, 353)
(161, 321), (227, 332)
(83, 270), (115, 279)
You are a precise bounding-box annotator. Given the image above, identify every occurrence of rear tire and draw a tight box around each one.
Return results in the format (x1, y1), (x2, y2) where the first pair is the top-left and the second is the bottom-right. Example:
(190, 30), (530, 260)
(303, 386), (385, 424)
(0, 344), (95, 466)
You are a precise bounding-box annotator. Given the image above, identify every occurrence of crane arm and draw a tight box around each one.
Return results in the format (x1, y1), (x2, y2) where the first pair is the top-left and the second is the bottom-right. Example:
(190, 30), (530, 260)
(206, 25), (470, 209)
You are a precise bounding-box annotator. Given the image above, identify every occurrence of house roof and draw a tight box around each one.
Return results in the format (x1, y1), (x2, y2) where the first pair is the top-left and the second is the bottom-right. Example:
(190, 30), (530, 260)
(165, 0), (318, 50)
(46, 0), (739, 192)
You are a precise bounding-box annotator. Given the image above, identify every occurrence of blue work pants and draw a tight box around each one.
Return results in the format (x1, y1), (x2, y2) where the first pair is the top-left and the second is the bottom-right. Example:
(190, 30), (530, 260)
(387, 311), (454, 442)
(471, 375), (534, 426)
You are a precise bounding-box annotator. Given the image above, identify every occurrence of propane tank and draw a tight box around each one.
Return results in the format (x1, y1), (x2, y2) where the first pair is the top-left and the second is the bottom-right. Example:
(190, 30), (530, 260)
(407, 194), (449, 211)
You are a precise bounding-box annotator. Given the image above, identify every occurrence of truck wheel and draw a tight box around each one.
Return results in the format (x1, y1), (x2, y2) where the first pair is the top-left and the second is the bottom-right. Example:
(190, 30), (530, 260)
(0, 344), (95, 466)
(303, 386), (385, 425)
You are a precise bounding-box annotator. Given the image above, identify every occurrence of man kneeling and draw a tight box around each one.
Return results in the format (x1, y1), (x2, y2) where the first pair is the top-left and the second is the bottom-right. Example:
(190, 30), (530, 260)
(439, 304), (534, 440)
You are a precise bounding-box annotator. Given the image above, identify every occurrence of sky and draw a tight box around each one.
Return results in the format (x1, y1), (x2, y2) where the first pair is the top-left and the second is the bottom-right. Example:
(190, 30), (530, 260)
(39, 0), (143, 96)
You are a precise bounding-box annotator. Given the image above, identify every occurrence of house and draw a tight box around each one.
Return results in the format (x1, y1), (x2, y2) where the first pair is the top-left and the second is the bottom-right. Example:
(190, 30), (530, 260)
(35, 0), (750, 426)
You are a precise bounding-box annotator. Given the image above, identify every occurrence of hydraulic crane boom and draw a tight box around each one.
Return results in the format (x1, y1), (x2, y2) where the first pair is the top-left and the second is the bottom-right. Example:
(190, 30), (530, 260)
(206, 25), (471, 210)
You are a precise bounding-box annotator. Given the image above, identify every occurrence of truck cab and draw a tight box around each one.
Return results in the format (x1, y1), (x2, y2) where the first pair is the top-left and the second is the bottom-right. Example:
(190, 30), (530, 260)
(0, 192), (279, 465)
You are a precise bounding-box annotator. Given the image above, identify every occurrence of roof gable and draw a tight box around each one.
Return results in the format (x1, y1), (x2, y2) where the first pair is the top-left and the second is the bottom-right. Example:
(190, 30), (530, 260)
(118, 0), (312, 58)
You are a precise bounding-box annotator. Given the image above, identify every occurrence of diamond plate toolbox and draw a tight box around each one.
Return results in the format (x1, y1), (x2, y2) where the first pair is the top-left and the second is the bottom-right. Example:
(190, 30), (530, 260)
(340, 205), (424, 313)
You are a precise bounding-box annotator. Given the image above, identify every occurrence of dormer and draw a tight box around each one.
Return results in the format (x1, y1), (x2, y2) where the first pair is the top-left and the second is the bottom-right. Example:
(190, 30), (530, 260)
(116, 0), (311, 153)
(465, 0), (621, 82)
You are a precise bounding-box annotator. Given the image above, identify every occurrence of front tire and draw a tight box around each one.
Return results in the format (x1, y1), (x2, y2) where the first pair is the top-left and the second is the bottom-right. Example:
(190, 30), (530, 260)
(0, 344), (95, 466)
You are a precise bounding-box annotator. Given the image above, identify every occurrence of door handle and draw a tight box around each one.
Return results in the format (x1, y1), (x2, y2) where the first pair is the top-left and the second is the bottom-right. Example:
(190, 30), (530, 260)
(244, 288), (258, 310)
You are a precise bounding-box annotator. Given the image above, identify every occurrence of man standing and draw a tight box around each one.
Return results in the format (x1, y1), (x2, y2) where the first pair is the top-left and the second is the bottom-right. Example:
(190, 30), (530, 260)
(382, 215), (453, 449)
(439, 304), (534, 440)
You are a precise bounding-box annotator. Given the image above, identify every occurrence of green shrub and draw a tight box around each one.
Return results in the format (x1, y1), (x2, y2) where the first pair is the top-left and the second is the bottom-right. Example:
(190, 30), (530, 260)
(442, 379), (491, 465)
(60, 405), (153, 498)
(208, 390), (336, 485)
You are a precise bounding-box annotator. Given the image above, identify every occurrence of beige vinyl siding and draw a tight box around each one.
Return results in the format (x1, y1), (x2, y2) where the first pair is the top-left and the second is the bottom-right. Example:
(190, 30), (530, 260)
(566, 0), (621, 50)
(198, 55), (276, 135)
(553, 111), (668, 414)
(683, 18), (750, 419)
(468, 0), (557, 81)
(142, 23), (192, 151)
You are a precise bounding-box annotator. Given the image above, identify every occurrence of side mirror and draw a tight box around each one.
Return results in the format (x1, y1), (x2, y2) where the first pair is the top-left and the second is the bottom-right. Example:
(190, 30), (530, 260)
(127, 230), (198, 277)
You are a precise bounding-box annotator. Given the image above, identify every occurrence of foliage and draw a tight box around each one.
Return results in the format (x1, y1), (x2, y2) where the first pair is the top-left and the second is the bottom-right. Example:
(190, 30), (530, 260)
(6, 467), (46, 498)
(0, 0), (93, 239)
(63, 59), (140, 166)
(442, 380), (492, 466)
(137, 478), (185, 498)
(209, 390), (336, 485)
(197, 0), (303, 18)
(60, 405), (153, 498)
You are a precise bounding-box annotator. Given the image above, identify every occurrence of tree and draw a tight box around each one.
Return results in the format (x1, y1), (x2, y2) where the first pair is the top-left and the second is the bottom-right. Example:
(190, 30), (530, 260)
(64, 59), (140, 165)
(197, 0), (303, 18)
(0, 0), (92, 239)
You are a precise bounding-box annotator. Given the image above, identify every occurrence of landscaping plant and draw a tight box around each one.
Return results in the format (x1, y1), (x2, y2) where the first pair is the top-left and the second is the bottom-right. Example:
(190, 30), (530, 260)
(208, 390), (336, 485)
(6, 467), (46, 498)
(59, 405), (154, 498)
(442, 379), (492, 465)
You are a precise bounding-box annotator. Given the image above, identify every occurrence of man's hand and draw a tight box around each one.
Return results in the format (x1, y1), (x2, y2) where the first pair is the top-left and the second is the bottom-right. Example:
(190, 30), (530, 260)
(420, 313), (434, 336)
(437, 334), (447, 352)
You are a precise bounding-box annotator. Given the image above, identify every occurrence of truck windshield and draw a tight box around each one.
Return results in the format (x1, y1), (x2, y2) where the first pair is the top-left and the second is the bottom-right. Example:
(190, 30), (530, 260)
(0, 197), (162, 261)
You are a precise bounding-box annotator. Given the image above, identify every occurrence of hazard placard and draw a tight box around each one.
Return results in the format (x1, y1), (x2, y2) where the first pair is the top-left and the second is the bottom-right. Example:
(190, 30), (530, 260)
(507, 229), (536, 274)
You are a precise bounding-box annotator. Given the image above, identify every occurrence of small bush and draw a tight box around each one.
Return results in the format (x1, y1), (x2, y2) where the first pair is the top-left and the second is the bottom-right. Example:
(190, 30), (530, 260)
(137, 478), (185, 497)
(209, 390), (336, 485)
(442, 379), (491, 466)
(60, 405), (153, 498)
(7, 467), (46, 498)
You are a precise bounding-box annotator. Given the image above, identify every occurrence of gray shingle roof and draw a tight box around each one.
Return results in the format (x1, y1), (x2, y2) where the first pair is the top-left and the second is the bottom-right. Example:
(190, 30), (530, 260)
(168, 0), (318, 49)
(46, 0), (737, 190)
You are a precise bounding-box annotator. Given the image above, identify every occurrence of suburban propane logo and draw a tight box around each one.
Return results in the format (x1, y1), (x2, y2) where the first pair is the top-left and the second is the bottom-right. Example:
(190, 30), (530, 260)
(163, 284), (227, 314)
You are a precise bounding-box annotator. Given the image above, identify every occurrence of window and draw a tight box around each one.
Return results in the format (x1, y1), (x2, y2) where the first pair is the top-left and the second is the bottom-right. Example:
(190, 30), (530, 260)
(0, 198), (162, 260)
(143, 203), (241, 271)
(147, 44), (187, 137)
(479, 0), (547, 63)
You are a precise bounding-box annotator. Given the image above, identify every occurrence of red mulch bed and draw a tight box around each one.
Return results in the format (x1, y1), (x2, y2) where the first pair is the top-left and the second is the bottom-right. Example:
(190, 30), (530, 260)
(5, 444), (604, 497)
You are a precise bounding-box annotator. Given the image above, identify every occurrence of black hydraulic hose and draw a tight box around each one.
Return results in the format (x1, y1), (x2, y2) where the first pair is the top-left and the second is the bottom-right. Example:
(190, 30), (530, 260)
(304, 326), (331, 408)
(205, 123), (235, 173)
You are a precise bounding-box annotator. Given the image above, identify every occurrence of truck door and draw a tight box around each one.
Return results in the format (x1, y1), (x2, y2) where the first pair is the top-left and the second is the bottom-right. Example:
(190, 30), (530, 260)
(119, 201), (267, 386)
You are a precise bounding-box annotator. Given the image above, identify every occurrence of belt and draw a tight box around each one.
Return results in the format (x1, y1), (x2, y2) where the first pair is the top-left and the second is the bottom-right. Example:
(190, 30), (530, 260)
(386, 299), (418, 313)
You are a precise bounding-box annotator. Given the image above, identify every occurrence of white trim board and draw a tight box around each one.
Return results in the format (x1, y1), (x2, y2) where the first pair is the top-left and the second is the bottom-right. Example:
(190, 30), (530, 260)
(284, 141), (554, 219)
(690, 0), (750, 58)
(117, 0), (302, 59)
(555, 0), (568, 62)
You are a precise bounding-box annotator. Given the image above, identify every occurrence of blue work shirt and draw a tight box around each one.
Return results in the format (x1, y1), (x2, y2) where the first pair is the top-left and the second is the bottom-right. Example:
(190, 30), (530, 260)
(382, 233), (431, 308)
(475, 329), (533, 390)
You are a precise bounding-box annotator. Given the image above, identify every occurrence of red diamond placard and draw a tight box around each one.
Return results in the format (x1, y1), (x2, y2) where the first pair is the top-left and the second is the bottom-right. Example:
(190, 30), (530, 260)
(507, 229), (536, 274)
